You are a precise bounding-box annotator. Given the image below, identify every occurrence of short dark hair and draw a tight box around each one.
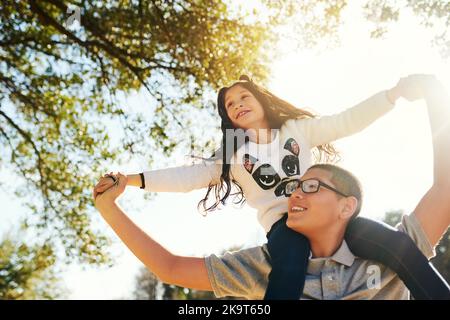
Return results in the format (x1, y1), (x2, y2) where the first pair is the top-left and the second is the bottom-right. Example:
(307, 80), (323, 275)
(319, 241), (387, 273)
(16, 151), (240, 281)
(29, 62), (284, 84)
(308, 164), (363, 219)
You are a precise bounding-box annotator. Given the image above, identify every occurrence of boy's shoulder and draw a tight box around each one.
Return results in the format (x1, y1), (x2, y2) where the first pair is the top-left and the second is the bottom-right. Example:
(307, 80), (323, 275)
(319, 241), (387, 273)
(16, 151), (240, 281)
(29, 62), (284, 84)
(396, 213), (436, 259)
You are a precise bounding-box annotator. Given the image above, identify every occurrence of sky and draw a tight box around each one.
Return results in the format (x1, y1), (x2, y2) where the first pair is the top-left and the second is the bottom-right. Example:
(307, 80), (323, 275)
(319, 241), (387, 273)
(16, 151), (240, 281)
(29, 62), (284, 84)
(1, 2), (449, 299)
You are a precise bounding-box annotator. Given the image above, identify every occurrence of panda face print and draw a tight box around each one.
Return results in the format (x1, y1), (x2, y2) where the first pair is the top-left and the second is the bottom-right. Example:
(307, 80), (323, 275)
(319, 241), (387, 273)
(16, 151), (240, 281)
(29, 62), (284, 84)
(243, 154), (257, 174)
(284, 138), (299, 156)
(243, 154), (280, 190)
(252, 164), (281, 190)
(243, 137), (301, 196)
(282, 155), (299, 176)
(282, 138), (300, 177)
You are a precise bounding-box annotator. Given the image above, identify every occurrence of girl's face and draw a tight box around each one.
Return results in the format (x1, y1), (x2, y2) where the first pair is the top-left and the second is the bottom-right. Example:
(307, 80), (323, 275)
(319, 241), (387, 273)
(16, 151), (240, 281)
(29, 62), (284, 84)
(224, 85), (269, 130)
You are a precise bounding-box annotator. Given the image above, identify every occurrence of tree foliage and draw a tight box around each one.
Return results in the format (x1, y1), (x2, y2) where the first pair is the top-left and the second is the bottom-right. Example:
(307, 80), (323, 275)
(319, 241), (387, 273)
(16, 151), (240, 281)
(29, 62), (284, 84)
(263, 0), (449, 56)
(363, 0), (450, 57)
(0, 233), (66, 299)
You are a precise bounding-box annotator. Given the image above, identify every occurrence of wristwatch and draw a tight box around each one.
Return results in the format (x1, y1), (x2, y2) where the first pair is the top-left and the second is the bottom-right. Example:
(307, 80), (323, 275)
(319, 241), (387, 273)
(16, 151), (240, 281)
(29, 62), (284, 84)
(139, 172), (145, 189)
(105, 174), (117, 183)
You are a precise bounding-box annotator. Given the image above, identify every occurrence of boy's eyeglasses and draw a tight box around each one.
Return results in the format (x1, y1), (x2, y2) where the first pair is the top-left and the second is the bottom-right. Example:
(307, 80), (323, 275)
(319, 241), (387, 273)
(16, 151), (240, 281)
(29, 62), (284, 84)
(285, 178), (349, 197)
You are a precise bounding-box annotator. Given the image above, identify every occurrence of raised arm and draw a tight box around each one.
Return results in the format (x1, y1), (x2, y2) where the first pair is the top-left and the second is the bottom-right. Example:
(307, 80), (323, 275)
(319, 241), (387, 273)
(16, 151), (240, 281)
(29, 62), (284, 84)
(95, 159), (222, 196)
(141, 159), (221, 193)
(93, 173), (213, 291)
(294, 88), (396, 147)
(408, 75), (450, 247)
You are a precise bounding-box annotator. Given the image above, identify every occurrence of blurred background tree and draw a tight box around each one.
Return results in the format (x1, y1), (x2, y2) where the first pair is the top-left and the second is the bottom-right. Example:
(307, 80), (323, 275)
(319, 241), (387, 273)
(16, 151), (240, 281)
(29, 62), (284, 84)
(263, 0), (449, 57)
(0, 229), (67, 299)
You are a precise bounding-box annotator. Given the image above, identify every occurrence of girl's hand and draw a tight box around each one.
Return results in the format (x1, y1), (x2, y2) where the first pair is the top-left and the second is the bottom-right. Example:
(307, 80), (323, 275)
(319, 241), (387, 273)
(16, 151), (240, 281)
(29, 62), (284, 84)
(93, 172), (118, 199)
(395, 74), (438, 102)
(93, 172), (128, 208)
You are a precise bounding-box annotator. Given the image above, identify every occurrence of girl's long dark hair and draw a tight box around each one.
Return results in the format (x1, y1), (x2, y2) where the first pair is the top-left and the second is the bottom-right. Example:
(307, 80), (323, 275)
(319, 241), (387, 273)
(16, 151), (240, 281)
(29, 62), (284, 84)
(197, 75), (339, 214)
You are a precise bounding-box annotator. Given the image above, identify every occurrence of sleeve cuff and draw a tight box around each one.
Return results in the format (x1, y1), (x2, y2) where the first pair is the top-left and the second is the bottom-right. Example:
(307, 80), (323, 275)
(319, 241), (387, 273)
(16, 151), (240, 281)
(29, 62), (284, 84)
(204, 255), (224, 298)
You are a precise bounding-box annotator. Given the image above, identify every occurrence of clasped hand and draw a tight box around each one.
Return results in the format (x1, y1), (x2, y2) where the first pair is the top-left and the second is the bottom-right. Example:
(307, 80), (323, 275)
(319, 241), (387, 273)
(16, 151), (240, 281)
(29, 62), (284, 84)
(93, 172), (127, 207)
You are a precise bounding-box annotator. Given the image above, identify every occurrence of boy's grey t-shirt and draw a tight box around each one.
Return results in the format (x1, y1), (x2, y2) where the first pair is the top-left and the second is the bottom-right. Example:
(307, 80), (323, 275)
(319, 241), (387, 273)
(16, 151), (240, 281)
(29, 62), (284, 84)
(204, 213), (436, 300)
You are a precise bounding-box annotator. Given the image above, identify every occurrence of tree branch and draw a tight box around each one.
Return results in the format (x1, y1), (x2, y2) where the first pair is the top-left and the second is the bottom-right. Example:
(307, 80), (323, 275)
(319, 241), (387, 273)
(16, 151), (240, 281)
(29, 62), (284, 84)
(0, 109), (60, 218)
(29, 0), (187, 129)
(0, 109), (44, 186)
(0, 73), (57, 118)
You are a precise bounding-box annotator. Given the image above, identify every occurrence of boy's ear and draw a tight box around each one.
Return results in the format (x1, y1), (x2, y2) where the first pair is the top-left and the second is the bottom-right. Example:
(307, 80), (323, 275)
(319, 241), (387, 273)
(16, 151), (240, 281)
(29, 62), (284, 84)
(340, 196), (358, 220)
